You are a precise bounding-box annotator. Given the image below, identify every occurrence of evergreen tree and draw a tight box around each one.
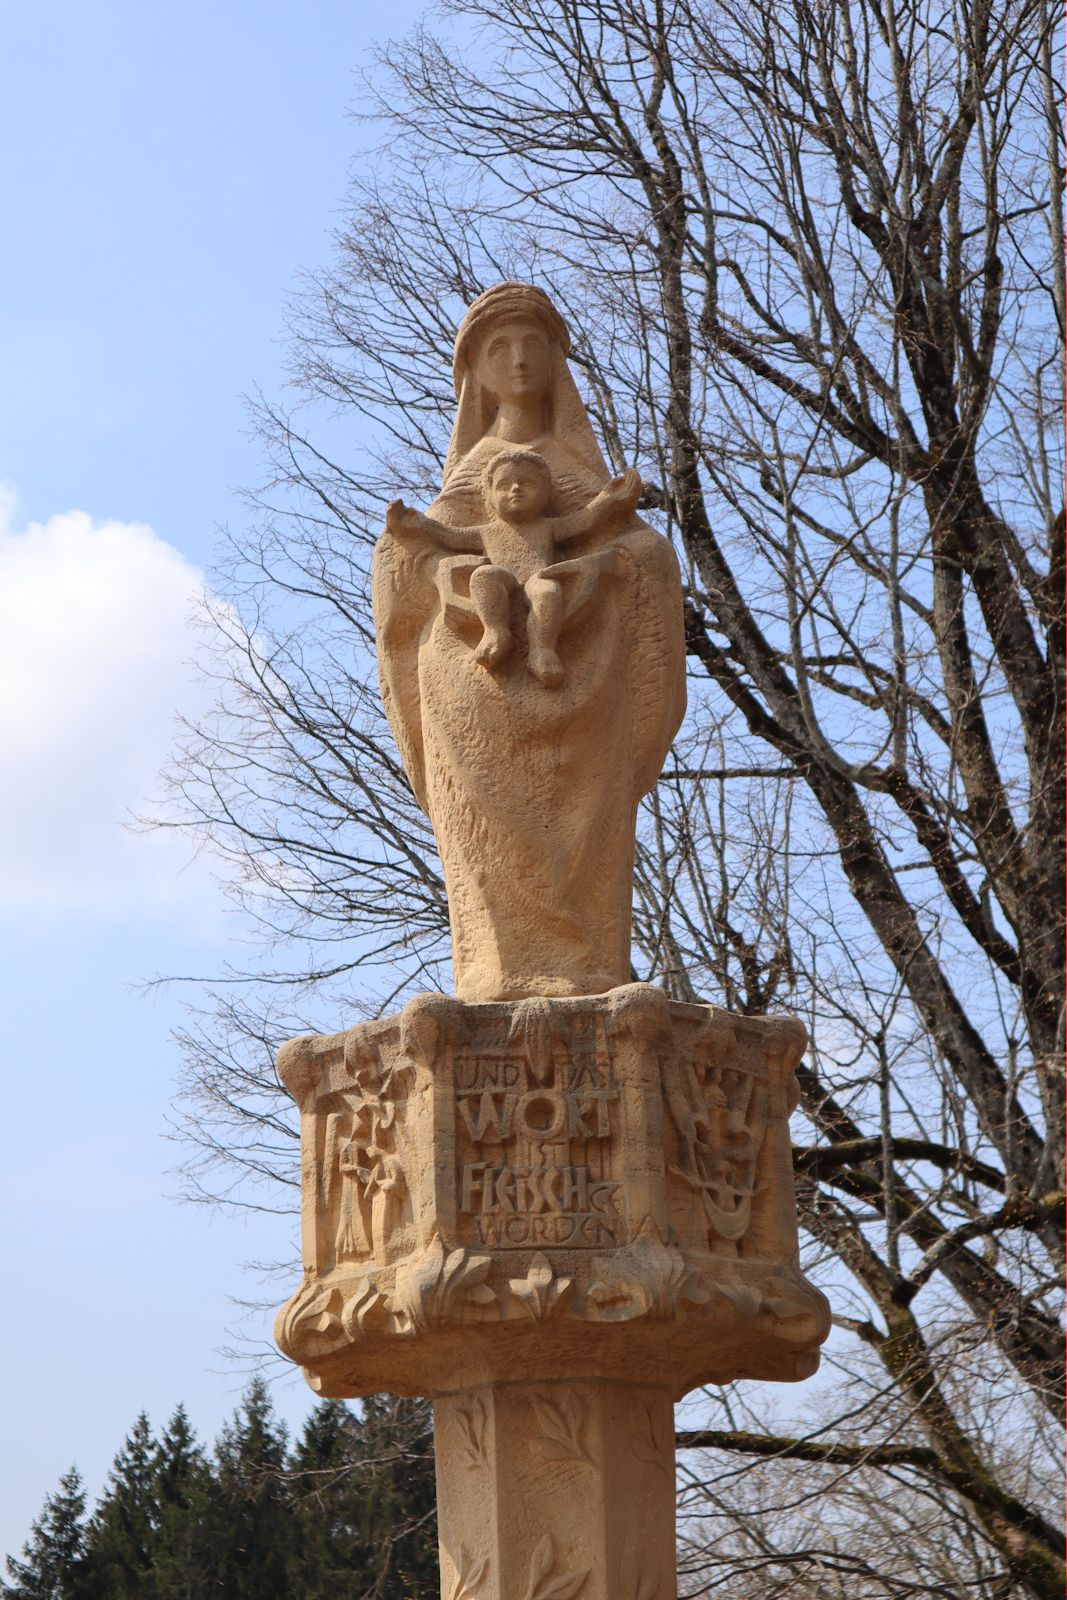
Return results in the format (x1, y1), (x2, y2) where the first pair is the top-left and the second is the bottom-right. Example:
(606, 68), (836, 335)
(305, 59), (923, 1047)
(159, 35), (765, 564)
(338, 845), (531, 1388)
(154, 1406), (204, 1509)
(288, 1400), (368, 1598)
(5, 1384), (439, 1599)
(350, 1397), (437, 1598)
(287, 1396), (437, 1600)
(211, 1377), (293, 1598)
(83, 1413), (158, 1598)
(3, 1468), (91, 1600)
(150, 1407), (214, 1600)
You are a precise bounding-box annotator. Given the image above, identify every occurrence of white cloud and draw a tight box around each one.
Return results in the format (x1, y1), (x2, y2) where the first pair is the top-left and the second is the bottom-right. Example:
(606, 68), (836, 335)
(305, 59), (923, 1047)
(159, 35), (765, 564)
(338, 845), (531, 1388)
(0, 484), (216, 913)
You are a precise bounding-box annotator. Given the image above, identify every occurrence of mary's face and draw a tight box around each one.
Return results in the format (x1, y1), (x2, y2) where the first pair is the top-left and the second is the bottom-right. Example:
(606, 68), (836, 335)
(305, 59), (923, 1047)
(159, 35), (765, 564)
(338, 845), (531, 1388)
(474, 318), (553, 405)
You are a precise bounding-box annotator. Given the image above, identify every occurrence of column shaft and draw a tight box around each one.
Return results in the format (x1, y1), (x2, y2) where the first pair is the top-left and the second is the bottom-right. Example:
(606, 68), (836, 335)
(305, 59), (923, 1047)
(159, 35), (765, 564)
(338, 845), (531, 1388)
(434, 1379), (676, 1600)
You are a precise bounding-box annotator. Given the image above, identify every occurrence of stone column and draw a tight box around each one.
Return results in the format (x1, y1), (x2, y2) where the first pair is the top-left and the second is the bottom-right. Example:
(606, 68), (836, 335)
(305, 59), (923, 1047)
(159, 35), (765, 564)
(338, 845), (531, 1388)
(274, 984), (830, 1600)
(434, 1381), (676, 1600)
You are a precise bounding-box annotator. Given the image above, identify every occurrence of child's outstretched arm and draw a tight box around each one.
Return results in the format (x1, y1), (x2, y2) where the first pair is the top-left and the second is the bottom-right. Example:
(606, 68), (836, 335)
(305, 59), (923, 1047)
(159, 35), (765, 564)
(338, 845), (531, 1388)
(385, 499), (484, 554)
(551, 467), (642, 544)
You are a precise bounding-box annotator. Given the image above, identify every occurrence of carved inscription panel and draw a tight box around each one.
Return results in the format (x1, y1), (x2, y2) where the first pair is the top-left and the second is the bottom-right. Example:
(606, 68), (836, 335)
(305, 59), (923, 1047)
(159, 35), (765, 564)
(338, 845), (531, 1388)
(454, 1042), (625, 1249)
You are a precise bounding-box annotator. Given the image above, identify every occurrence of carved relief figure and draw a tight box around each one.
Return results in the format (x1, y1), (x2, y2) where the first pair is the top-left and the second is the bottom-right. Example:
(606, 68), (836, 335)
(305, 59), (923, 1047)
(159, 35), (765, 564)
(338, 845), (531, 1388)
(373, 282), (686, 1003)
(386, 451), (641, 687)
(327, 1102), (371, 1262)
(323, 1056), (411, 1267)
(341, 1136), (407, 1262)
(665, 1059), (769, 1253)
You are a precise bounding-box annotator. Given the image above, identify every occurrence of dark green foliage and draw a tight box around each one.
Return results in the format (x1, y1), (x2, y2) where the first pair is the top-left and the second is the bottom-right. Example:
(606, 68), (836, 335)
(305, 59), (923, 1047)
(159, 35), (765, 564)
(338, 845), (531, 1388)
(3, 1388), (438, 1600)
(84, 1413), (159, 1597)
(211, 1378), (294, 1599)
(285, 1393), (437, 1598)
(3, 1468), (91, 1600)
(340, 1396), (437, 1598)
(150, 1407), (215, 1600)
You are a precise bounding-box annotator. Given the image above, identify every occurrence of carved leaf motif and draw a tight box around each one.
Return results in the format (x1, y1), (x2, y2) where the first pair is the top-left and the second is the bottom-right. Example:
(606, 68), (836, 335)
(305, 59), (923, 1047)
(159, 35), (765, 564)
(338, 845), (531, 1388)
(620, 1558), (660, 1600)
(585, 1268), (649, 1322)
(531, 1390), (593, 1467)
(437, 1245), (497, 1312)
(509, 999), (558, 1085)
(278, 1283), (343, 1350)
(305, 1285), (343, 1333)
(588, 1229), (711, 1322)
(391, 1235), (498, 1331)
(628, 1402), (670, 1476)
(449, 1545), (489, 1600)
(523, 1534), (588, 1600)
(509, 1252), (573, 1320)
(340, 1279), (388, 1337)
(718, 1279), (760, 1322)
(586, 1234), (660, 1322)
(454, 1398), (489, 1472)
(639, 1233), (710, 1315)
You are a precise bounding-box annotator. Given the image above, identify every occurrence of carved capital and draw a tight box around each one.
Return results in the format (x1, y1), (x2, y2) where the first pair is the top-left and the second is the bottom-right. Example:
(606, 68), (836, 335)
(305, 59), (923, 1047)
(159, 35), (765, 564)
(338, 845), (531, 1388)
(275, 986), (829, 1398)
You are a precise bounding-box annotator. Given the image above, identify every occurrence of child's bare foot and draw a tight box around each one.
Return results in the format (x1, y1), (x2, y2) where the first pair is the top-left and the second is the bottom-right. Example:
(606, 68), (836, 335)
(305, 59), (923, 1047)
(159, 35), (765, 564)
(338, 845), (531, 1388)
(475, 628), (512, 669)
(529, 647), (564, 687)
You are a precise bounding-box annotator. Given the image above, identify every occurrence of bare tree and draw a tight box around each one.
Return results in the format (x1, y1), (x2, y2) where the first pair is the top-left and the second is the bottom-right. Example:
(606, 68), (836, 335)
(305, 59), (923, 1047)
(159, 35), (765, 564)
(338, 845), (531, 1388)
(154, 0), (1065, 1594)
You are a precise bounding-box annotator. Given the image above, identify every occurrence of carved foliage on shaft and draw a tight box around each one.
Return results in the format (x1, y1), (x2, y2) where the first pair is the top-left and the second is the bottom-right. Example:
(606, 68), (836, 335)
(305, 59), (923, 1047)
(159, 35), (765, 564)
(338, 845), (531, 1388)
(628, 1401), (671, 1477)
(453, 1397), (490, 1472)
(448, 1547), (489, 1600)
(619, 1560), (660, 1600)
(524, 1535), (588, 1600)
(530, 1389), (593, 1467)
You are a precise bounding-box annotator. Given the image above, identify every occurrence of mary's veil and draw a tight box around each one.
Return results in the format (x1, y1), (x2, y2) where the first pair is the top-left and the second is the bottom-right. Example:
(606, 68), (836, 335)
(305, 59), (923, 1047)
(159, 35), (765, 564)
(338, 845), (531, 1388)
(441, 283), (610, 487)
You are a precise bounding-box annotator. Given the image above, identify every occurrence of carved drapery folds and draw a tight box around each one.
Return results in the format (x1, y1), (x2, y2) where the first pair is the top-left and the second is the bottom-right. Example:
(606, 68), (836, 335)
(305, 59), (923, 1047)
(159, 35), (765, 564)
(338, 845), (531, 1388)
(275, 985), (829, 1399)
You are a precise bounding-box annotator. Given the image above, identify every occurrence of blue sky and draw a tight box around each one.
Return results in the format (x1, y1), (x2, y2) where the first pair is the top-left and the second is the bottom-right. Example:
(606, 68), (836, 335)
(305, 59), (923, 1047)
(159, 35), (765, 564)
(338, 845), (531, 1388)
(0, 0), (425, 1560)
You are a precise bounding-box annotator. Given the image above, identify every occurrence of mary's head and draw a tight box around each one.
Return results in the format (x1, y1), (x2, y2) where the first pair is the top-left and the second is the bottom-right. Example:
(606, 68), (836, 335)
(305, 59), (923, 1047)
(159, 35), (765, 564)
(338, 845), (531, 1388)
(453, 283), (567, 397)
(443, 283), (608, 485)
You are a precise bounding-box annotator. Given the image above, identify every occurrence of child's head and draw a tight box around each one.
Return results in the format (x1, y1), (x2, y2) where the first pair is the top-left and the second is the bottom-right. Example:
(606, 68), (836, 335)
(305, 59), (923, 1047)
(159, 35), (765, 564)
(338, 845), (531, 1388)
(483, 450), (552, 523)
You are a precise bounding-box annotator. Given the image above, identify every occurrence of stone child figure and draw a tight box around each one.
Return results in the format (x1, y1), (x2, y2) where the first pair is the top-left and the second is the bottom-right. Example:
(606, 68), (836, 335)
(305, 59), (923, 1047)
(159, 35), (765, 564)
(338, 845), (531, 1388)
(385, 449), (641, 687)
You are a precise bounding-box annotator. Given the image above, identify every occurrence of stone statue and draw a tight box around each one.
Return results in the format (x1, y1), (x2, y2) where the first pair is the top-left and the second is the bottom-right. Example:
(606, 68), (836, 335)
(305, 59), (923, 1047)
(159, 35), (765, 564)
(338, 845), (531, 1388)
(372, 282), (686, 1003)
(277, 283), (830, 1600)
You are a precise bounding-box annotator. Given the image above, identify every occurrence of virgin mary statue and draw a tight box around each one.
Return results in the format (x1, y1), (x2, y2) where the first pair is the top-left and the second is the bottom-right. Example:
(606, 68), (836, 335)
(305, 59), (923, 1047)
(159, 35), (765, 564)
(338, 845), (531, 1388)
(372, 283), (685, 1002)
